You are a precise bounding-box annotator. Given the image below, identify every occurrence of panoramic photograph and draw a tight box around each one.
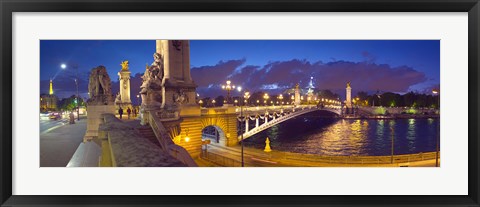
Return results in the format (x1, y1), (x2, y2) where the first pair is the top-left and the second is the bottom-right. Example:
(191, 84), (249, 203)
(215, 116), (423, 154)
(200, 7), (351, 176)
(40, 40), (440, 167)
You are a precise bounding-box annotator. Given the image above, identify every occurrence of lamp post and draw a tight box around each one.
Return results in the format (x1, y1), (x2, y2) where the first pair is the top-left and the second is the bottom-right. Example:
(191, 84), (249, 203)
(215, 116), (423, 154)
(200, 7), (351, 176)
(240, 91), (250, 167)
(263, 93), (269, 112)
(391, 126), (394, 164)
(61, 63), (80, 121)
(278, 94), (284, 110)
(433, 89), (440, 167)
(221, 80), (235, 104)
(136, 94), (140, 106)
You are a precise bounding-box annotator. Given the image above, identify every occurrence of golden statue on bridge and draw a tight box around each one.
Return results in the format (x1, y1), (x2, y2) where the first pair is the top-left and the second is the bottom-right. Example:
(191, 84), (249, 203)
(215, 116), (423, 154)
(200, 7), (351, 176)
(120, 60), (129, 71)
(264, 137), (272, 152)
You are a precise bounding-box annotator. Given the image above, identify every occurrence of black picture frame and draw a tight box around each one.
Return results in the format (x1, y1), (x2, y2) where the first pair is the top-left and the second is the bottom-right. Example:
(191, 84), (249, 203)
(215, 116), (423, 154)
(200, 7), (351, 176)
(1, 0), (479, 206)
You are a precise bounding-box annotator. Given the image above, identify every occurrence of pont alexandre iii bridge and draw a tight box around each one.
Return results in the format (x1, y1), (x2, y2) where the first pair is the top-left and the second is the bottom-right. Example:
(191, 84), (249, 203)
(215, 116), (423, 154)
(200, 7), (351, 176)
(238, 105), (341, 140)
(138, 103), (342, 160)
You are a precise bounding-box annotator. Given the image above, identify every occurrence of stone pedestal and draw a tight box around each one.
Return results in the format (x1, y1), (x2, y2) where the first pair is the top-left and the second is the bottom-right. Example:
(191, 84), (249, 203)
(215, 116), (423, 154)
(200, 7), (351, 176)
(84, 104), (115, 141)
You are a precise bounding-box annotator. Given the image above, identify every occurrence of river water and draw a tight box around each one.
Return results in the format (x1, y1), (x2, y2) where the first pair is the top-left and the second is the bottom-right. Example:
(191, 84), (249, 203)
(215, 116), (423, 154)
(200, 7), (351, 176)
(242, 111), (439, 156)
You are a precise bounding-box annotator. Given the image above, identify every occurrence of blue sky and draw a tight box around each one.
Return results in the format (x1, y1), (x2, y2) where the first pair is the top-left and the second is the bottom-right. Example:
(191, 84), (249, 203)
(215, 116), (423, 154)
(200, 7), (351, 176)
(40, 40), (439, 101)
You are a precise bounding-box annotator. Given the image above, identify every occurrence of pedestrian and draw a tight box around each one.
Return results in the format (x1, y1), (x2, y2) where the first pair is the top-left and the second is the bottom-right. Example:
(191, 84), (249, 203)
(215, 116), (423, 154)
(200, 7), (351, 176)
(69, 112), (75, 124)
(118, 107), (123, 119)
(127, 108), (131, 119)
(133, 107), (137, 117)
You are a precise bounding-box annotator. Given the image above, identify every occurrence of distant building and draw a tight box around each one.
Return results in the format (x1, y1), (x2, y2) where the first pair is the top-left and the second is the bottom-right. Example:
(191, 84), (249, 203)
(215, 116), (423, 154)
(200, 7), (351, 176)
(305, 76), (318, 102)
(282, 76), (320, 104)
(40, 79), (58, 112)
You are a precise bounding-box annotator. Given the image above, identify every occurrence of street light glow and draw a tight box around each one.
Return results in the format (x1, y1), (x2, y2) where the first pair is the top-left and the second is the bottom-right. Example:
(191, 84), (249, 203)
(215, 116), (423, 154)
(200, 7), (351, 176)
(60, 63), (67, 69)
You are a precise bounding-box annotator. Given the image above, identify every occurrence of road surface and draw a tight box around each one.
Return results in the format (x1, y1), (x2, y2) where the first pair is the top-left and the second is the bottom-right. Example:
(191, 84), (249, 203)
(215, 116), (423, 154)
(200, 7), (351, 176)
(40, 117), (86, 167)
(40, 117), (68, 134)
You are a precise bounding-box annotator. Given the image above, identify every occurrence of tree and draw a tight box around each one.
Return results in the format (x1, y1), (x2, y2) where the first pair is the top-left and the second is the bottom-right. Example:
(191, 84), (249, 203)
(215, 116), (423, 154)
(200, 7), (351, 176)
(214, 96), (225, 107)
(58, 95), (85, 112)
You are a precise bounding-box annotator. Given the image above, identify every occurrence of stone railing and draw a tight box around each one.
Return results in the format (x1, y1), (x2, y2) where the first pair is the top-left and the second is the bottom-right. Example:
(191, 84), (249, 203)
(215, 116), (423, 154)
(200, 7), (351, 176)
(97, 114), (186, 167)
(358, 106), (438, 115)
(155, 108), (180, 121)
(282, 151), (439, 165)
(146, 111), (198, 167)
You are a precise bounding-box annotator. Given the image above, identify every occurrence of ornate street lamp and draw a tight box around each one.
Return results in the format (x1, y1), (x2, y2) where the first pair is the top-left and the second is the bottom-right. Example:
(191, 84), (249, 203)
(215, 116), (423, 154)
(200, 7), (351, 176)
(221, 80), (235, 104)
(278, 94), (284, 108)
(244, 91), (250, 106)
(239, 90), (250, 167)
(432, 89), (440, 167)
(263, 93), (269, 106)
(61, 63), (80, 121)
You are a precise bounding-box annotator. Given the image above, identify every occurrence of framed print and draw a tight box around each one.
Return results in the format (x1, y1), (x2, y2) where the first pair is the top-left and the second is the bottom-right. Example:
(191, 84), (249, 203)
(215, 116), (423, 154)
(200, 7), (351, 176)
(1, 0), (479, 206)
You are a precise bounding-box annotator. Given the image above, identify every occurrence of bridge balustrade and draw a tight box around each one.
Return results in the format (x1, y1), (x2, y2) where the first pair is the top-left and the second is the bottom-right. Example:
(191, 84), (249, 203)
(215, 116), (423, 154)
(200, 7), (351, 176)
(146, 111), (198, 167)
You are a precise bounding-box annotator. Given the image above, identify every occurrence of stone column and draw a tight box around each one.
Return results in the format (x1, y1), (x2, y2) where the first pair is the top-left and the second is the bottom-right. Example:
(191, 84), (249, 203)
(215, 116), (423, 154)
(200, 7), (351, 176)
(245, 119), (249, 132)
(256, 118), (259, 128)
(346, 82), (352, 110)
(294, 83), (301, 106)
(118, 70), (132, 104)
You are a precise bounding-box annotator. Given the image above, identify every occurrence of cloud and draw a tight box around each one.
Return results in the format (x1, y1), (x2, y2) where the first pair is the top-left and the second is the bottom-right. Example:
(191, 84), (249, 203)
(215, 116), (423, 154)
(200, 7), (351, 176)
(190, 59), (246, 87)
(44, 58), (429, 101)
(191, 59), (427, 98)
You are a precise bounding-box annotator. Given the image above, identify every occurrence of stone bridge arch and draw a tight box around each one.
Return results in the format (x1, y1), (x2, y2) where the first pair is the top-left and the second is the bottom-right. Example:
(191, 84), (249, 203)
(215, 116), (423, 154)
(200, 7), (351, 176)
(199, 115), (238, 146)
(175, 113), (238, 158)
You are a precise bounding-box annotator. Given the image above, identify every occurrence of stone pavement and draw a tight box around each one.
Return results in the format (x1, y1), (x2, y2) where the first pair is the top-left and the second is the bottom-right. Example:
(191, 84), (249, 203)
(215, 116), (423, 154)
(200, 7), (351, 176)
(40, 117), (87, 167)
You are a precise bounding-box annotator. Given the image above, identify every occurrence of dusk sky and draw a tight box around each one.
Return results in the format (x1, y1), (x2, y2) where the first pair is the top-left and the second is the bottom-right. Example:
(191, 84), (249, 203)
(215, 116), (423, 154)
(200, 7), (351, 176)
(40, 40), (439, 104)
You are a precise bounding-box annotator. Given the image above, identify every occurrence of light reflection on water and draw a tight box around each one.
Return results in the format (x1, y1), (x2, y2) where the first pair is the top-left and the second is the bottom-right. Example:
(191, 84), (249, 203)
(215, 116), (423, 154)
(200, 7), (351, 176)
(243, 111), (439, 156)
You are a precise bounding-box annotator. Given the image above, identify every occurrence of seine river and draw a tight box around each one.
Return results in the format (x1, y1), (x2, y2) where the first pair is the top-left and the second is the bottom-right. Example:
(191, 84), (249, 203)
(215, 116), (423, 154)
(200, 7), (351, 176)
(242, 111), (439, 156)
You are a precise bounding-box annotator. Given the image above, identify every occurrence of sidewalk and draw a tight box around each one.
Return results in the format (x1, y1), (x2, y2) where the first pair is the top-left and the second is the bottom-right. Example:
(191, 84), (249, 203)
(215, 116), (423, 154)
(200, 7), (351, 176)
(206, 144), (439, 167)
(40, 118), (87, 167)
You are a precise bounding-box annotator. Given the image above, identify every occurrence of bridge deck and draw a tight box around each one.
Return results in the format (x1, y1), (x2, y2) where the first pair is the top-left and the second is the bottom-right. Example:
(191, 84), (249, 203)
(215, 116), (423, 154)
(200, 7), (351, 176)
(239, 106), (341, 140)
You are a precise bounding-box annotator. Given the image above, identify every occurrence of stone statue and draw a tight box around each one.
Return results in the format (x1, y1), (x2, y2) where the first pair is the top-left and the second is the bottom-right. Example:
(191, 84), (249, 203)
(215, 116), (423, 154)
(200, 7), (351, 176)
(88, 65), (113, 105)
(347, 81), (351, 88)
(295, 83), (299, 89)
(139, 53), (165, 108)
(120, 60), (129, 71)
(115, 93), (121, 104)
(173, 89), (189, 105)
(149, 53), (164, 81)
